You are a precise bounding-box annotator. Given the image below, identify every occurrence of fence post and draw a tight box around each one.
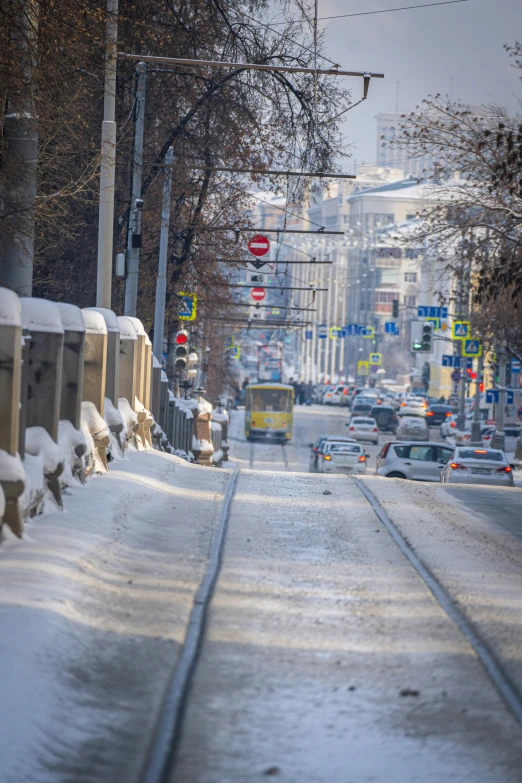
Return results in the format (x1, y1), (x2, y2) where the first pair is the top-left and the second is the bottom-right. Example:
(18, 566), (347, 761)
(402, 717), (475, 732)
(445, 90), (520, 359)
(86, 307), (120, 406)
(0, 288), (25, 536)
(56, 303), (85, 429)
(118, 316), (139, 407)
(81, 309), (107, 416)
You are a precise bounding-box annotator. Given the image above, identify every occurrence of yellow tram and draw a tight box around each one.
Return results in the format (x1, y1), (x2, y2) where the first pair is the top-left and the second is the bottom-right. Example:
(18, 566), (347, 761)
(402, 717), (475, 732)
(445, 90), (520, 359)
(244, 383), (294, 442)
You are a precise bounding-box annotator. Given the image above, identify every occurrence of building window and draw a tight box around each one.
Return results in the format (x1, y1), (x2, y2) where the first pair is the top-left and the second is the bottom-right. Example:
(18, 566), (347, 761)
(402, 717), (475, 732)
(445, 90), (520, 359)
(404, 295), (416, 307)
(404, 272), (417, 282)
(377, 247), (402, 259)
(375, 291), (397, 303)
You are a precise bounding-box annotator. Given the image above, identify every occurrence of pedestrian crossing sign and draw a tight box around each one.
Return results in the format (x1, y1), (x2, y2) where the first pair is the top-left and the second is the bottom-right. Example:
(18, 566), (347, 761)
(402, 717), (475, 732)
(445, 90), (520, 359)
(369, 353), (382, 365)
(362, 326), (375, 339)
(452, 321), (470, 340)
(463, 339), (482, 357)
(358, 361), (369, 376)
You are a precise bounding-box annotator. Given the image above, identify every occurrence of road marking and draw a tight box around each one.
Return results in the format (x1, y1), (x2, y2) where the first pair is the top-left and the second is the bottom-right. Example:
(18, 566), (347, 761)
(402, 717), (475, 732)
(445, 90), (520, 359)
(142, 471), (239, 783)
(353, 478), (522, 728)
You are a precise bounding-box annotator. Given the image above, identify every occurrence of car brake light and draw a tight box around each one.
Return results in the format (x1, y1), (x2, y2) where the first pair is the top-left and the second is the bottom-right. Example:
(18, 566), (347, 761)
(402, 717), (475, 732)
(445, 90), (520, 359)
(450, 422), (456, 428)
(426, 411), (434, 416)
(323, 454), (332, 461)
(358, 455), (366, 463)
(445, 412), (451, 417)
(450, 462), (467, 470)
(401, 402), (406, 407)
(373, 428), (378, 432)
(349, 426), (355, 431)
(497, 466), (512, 473)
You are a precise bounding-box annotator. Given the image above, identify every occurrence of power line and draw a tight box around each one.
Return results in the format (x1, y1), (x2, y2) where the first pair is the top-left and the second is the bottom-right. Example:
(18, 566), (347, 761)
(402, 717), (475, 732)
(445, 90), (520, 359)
(271, 0), (470, 23)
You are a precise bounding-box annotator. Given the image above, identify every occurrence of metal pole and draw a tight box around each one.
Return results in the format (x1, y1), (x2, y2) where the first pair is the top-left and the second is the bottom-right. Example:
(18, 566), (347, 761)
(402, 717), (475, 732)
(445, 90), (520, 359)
(124, 61), (147, 316)
(493, 355), (506, 451)
(0, 0), (39, 296)
(470, 353), (484, 445)
(153, 147), (173, 363)
(96, 0), (118, 308)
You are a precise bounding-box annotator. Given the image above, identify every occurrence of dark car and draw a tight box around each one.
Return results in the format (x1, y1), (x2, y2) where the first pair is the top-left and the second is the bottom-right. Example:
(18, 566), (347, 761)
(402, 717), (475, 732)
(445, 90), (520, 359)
(425, 404), (453, 427)
(369, 405), (398, 432)
(351, 401), (374, 416)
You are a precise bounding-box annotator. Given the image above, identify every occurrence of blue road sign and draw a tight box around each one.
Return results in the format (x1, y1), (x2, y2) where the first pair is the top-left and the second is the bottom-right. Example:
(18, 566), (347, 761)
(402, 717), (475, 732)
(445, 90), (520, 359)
(512, 359), (521, 373)
(345, 323), (361, 336)
(508, 390), (514, 404)
(442, 355), (454, 367)
(418, 306), (448, 319)
(486, 390), (499, 404)
(340, 327), (347, 338)
(385, 322), (398, 334)
(451, 369), (461, 383)
(305, 330), (313, 340)
(318, 324), (328, 339)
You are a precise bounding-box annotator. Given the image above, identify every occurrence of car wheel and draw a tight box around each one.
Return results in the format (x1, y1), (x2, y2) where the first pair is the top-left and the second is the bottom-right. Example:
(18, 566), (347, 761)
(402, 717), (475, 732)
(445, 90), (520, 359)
(387, 471), (406, 479)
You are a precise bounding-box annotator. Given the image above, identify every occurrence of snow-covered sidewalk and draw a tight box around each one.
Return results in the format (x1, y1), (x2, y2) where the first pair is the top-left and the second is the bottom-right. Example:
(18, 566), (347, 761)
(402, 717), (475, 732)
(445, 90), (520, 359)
(0, 449), (230, 783)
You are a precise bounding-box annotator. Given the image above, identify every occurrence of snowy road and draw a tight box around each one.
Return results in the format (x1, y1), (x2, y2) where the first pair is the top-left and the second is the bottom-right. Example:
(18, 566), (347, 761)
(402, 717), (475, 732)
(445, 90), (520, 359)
(4, 405), (522, 782)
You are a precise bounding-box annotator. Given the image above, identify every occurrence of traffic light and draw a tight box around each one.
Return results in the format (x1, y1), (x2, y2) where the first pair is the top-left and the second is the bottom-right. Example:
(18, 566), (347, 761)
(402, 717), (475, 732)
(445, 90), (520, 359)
(174, 330), (189, 369)
(187, 352), (198, 379)
(411, 321), (433, 353)
(392, 299), (399, 318)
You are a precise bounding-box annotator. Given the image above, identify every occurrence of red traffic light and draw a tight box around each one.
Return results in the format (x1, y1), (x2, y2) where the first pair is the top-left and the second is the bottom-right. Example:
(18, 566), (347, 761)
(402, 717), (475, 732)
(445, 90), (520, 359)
(175, 331), (188, 345)
(479, 382), (484, 392)
(470, 372), (477, 380)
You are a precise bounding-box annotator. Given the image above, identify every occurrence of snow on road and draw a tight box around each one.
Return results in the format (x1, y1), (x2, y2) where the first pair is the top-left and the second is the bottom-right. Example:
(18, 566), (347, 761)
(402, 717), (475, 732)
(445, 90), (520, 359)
(0, 450), (230, 783)
(173, 470), (522, 782)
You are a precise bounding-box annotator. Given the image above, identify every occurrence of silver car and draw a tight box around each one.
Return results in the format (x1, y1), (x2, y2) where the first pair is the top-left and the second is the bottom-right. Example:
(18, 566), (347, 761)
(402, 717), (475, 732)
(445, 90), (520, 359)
(376, 441), (454, 481)
(396, 415), (430, 442)
(440, 447), (514, 487)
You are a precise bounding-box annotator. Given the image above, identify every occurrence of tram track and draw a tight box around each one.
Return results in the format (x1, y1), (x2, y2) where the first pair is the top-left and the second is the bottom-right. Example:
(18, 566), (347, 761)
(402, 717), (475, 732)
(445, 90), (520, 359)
(248, 440), (290, 470)
(141, 468), (522, 783)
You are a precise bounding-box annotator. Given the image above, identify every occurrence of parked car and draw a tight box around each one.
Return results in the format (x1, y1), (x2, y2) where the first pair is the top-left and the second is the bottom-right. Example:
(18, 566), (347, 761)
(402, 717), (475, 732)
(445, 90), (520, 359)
(376, 441), (454, 481)
(321, 385), (337, 404)
(425, 404), (453, 427)
(398, 398), (428, 417)
(319, 441), (367, 475)
(440, 447), (514, 487)
(369, 405), (398, 432)
(396, 415), (430, 442)
(327, 384), (350, 406)
(308, 435), (357, 472)
(345, 416), (379, 444)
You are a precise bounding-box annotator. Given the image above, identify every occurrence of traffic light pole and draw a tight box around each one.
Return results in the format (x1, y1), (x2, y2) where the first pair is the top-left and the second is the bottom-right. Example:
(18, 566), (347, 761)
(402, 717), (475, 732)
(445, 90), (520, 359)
(470, 353), (484, 445)
(153, 146), (173, 363)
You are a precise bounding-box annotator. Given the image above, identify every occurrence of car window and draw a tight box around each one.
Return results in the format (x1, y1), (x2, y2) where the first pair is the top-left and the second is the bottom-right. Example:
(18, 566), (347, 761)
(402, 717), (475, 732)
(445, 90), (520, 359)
(458, 449), (504, 461)
(393, 445), (410, 458)
(330, 444), (362, 453)
(505, 429), (519, 438)
(409, 446), (434, 461)
(437, 447), (454, 462)
(352, 417), (375, 425)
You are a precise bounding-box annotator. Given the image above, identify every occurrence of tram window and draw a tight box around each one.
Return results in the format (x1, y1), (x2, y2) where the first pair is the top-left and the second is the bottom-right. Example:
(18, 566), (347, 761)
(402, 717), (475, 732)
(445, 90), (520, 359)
(251, 390), (290, 412)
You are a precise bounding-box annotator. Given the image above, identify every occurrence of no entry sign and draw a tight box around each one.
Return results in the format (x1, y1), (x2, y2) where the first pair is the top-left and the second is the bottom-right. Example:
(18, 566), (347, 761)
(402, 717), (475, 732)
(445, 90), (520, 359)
(247, 234), (270, 257)
(250, 287), (266, 302)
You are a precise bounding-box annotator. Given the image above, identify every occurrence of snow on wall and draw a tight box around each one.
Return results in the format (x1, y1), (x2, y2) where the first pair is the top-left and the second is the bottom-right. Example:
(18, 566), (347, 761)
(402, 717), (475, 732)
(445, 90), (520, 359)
(25, 427), (63, 474)
(0, 449), (25, 483)
(20, 298), (64, 334)
(153, 356), (161, 369)
(212, 410), (229, 424)
(81, 309), (107, 335)
(0, 286), (21, 328)
(55, 302), (85, 332)
(117, 316), (138, 340)
(126, 316), (146, 337)
(104, 397), (124, 429)
(211, 421), (222, 432)
(85, 307), (120, 333)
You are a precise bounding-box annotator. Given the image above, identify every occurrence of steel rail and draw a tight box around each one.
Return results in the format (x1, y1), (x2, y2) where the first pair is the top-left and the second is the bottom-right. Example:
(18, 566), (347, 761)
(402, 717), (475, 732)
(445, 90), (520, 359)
(353, 478), (522, 728)
(141, 471), (239, 783)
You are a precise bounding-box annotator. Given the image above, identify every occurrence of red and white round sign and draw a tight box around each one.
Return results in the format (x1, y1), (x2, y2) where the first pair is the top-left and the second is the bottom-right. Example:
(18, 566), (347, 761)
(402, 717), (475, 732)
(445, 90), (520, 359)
(247, 234), (270, 257)
(251, 287), (266, 302)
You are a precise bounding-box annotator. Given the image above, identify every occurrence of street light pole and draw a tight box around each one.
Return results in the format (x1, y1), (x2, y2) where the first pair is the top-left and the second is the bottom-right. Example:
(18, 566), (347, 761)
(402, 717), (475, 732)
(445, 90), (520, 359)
(124, 61), (147, 316)
(153, 146), (173, 363)
(96, 0), (118, 309)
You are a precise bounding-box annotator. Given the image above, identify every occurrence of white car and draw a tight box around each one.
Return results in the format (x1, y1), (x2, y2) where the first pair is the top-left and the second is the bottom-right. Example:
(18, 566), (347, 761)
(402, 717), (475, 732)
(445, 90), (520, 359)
(321, 385), (337, 404)
(396, 415), (430, 442)
(440, 447), (514, 487)
(398, 398), (428, 417)
(327, 384), (350, 406)
(320, 440), (367, 474)
(345, 416), (379, 444)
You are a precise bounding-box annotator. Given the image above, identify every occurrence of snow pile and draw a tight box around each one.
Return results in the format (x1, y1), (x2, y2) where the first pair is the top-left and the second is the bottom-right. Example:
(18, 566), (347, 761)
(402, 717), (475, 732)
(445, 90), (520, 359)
(118, 397), (139, 449)
(126, 316), (146, 336)
(0, 449), (25, 483)
(211, 449), (224, 465)
(81, 308), (107, 335)
(183, 398), (212, 416)
(58, 420), (87, 485)
(20, 297), (63, 334)
(117, 316), (138, 340)
(25, 427), (64, 510)
(26, 427), (62, 474)
(211, 421), (223, 432)
(21, 453), (45, 518)
(175, 398), (194, 418)
(81, 402), (110, 472)
(55, 302), (85, 332)
(104, 397), (127, 456)
(212, 410), (229, 424)
(0, 286), (21, 327)
(85, 306), (120, 333)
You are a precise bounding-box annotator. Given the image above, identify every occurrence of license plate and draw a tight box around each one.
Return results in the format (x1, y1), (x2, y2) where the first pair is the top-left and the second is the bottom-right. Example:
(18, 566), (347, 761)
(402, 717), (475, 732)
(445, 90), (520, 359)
(471, 468), (491, 475)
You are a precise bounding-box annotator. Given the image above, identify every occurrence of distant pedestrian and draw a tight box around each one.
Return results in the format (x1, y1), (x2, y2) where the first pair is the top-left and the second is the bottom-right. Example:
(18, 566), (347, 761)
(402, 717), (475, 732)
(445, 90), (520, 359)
(299, 382), (305, 405)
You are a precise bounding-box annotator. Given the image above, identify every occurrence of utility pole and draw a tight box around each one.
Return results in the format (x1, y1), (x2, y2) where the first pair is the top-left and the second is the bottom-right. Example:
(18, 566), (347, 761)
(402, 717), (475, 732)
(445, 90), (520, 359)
(470, 352), (484, 445)
(493, 352), (506, 451)
(153, 146), (173, 363)
(0, 0), (39, 295)
(96, 0), (118, 309)
(124, 61), (147, 316)
(456, 236), (470, 432)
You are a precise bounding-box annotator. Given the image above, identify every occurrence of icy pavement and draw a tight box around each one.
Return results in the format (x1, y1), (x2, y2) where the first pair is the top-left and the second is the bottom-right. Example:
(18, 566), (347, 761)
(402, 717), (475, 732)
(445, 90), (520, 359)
(173, 471), (522, 782)
(0, 450), (229, 783)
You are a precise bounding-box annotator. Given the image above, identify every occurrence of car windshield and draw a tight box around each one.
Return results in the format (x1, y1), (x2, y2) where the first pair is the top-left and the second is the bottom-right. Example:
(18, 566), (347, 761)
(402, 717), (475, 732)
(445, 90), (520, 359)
(458, 449), (504, 462)
(250, 389), (291, 412)
(352, 418), (375, 425)
(330, 444), (362, 454)
(430, 405), (452, 412)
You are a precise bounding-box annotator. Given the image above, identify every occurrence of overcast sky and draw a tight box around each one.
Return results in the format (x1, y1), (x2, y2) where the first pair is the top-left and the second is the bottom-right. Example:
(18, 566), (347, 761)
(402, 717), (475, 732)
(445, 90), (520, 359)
(314, 0), (522, 168)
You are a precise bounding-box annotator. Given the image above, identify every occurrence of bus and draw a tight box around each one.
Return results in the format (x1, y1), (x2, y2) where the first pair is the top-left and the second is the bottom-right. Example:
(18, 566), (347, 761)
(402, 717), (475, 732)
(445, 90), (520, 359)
(244, 383), (294, 442)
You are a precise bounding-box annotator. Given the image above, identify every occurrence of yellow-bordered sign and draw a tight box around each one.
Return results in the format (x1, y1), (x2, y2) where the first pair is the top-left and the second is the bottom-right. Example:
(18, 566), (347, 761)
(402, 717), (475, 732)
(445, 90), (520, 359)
(178, 292), (197, 321)
(452, 320), (470, 340)
(463, 339), (482, 357)
(369, 353), (382, 365)
(358, 360), (369, 376)
(362, 326), (374, 339)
